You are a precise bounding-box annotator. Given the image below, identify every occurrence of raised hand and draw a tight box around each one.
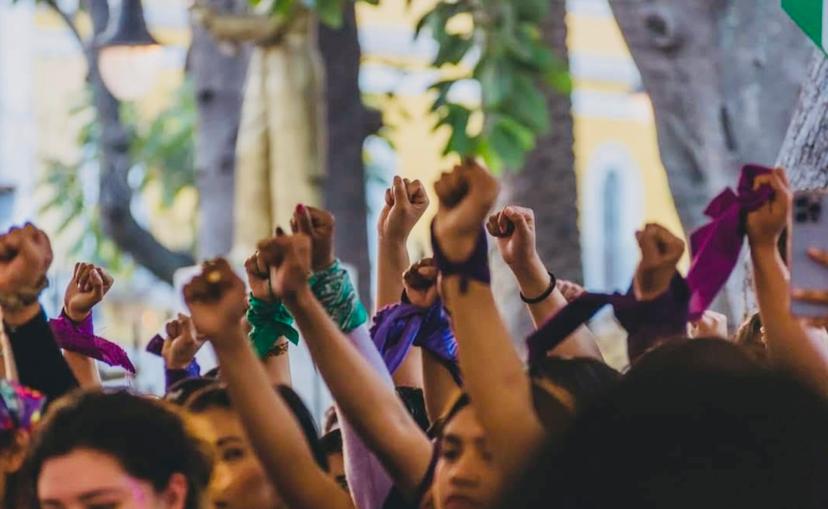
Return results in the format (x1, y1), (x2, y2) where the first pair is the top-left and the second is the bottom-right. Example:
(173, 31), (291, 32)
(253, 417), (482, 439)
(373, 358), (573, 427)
(63, 263), (114, 322)
(290, 205), (335, 272)
(0, 224), (53, 297)
(633, 223), (685, 301)
(403, 258), (439, 308)
(688, 310), (728, 339)
(557, 279), (585, 303)
(161, 313), (206, 370)
(378, 176), (430, 243)
(257, 231), (312, 301)
(244, 250), (273, 302)
(746, 168), (791, 248)
(433, 159), (499, 262)
(183, 259), (247, 342)
(486, 206), (538, 268)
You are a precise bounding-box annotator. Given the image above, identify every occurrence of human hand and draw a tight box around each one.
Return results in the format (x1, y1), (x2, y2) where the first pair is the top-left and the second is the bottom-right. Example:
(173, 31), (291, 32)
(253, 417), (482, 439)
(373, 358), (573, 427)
(378, 176), (430, 244)
(403, 258), (439, 308)
(183, 259), (247, 343)
(162, 314), (207, 370)
(556, 279), (585, 303)
(792, 248), (828, 327)
(0, 224), (53, 296)
(290, 204), (335, 272)
(746, 168), (791, 248)
(688, 310), (728, 339)
(633, 223), (685, 301)
(487, 206), (539, 268)
(433, 159), (499, 263)
(63, 263), (114, 322)
(244, 250), (273, 302)
(257, 230), (312, 302)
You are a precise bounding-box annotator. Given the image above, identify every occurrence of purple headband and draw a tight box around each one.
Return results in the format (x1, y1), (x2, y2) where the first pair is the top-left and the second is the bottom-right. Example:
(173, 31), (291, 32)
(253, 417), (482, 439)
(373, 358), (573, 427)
(527, 274), (690, 365)
(685, 164), (774, 319)
(370, 296), (462, 386)
(49, 312), (136, 373)
(0, 380), (44, 432)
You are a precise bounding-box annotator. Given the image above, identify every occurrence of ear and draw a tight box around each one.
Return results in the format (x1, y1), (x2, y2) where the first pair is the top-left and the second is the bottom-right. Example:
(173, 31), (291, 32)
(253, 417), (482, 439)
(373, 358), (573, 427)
(0, 430), (30, 473)
(162, 472), (189, 509)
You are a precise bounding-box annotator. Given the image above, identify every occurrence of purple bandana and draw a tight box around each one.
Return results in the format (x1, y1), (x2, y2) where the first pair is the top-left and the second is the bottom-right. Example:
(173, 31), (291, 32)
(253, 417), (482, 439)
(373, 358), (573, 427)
(0, 380), (44, 432)
(527, 274), (690, 365)
(685, 165), (774, 319)
(370, 296), (462, 385)
(49, 312), (136, 373)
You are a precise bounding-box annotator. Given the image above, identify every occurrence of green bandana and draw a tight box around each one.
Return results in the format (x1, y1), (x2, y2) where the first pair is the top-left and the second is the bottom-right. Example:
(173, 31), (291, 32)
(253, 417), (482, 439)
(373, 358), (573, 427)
(309, 260), (368, 333)
(247, 294), (300, 359)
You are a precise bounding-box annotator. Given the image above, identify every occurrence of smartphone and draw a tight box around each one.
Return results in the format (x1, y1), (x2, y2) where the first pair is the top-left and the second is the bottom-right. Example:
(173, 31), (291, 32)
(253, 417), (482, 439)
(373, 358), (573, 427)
(790, 190), (828, 318)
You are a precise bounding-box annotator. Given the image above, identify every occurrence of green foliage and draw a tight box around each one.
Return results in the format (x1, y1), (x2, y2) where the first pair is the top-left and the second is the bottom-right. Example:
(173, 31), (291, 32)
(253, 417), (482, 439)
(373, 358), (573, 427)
(39, 81), (197, 274)
(420, 0), (572, 173)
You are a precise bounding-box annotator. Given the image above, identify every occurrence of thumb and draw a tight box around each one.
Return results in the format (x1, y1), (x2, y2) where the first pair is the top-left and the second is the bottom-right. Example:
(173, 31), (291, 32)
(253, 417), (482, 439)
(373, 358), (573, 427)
(392, 176), (408, 206)
(295, 205), (314, 236)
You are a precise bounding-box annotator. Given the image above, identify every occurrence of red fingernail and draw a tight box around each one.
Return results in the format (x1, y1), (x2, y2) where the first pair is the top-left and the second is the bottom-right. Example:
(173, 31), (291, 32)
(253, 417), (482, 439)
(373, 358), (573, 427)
(297, 204), (305, 213)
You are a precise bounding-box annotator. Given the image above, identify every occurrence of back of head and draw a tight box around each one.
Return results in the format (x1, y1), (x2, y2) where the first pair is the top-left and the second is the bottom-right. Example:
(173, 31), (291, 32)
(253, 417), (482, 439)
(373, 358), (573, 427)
(530, 356), (620, 414)
(548, 364), (828, 509)
(27, 390), (212, 509)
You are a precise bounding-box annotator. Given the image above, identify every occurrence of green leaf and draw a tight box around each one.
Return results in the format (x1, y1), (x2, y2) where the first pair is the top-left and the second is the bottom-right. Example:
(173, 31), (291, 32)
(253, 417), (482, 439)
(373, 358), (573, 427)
(506, 74), (549, 133)
(315, 0), (344, 28)
(429, 79), (457, 112)
(476, 57), (514, 108)
(487, 115), (535, 170)
(441, 103), (474, 156)
(434, 34), (474, 66)
(513, 0), (547, 22)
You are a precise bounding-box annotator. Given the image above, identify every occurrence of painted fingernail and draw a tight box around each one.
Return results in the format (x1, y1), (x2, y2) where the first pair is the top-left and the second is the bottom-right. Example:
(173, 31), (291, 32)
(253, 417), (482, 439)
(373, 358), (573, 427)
(296, 204), (305, 214)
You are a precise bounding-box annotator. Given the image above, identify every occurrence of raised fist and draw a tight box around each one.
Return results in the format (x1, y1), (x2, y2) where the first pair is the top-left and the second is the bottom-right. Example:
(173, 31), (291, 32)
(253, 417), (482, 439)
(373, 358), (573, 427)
(0, 224), (53, 297)
(257, 231), (312, 301)
(433, 159), (499, 263)
(633, 223), (685, 301)
(162, 314), (206, 370)
(403, 258), (439, 308)
(290, 205), (335, 272)
(63, 263), (114, 322)
(378, 176), (430, 243)
(183, 259), (246, 341)
(746, 168), (791, 248)
(486, 206), (537, 268)
(244, 250), (273, 302)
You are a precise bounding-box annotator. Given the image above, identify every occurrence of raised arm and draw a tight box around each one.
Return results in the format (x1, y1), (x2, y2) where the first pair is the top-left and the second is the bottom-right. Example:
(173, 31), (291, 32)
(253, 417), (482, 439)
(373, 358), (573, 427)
(259, 227), (433, 500)
(747, 168), (828, 394)
(0, 225), (77, 399)
(432, 162), (546, 480)
(184, 259), (354, 509)
(160, 314), (206, 390)
(488, 206), (602, 360)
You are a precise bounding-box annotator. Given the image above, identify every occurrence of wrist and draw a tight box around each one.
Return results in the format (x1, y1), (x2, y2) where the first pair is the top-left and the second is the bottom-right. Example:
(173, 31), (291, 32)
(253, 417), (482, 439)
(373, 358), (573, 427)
(512, 256), (550, 295)
(64, 306), (91, 324)
(166, 357), (194, 370)
(3, 303), (41, 327)
(283, 285), (314, 310)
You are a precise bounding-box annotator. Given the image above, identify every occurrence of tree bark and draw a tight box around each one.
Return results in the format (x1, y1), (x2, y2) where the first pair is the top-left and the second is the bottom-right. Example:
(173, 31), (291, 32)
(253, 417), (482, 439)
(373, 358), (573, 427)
(777, 51), (828, 189)
(317, 2), (380, 309)
(85, 1), (194, 283)
(494, 0), (581, 339)
(189, 0), (250, 259)
(609, 0), (812, 321)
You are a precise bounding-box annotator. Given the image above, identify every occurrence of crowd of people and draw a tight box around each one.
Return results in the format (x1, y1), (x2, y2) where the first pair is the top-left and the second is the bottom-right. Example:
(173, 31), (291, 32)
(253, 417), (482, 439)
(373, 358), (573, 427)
(0, 161), (827, 508)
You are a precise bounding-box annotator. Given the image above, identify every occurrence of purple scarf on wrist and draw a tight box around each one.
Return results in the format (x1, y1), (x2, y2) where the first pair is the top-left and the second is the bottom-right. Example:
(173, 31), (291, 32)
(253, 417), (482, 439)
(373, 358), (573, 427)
(49, 312), (136, 373)
(685, 164), (774, 319)
(527, 274), (690, 365)
(370, 296), (462, 386)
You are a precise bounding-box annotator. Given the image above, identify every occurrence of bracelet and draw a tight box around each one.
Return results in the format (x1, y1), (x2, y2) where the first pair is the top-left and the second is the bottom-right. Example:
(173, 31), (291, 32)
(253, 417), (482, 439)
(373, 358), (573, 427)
(520, 271), (557, 304)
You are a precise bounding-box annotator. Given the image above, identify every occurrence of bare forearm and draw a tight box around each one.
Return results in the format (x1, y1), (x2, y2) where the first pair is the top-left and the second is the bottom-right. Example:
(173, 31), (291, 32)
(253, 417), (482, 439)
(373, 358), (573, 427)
(376, 238), (410, 310)
(511, 258), (602, 360)
(286, 287), (431, 493)
(63, 352), (101, 388)
(262, 338), (292, 386)
(752, 244), (828, 393)
(213, 332), (352, 509)
(442, 278), (546, 474)
(422, 350), (460, 422)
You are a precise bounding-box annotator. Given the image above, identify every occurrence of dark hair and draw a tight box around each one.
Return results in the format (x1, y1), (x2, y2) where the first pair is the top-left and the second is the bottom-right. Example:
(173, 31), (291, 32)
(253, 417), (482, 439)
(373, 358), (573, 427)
(532, 366), (828, 509)
(530, 356), (620, 413)
(320, 429), (343, 456)
(187, 384), (328, 471)
(629, 337), (761, 378)
(26, 390), (212, 509)
(165, 377), (218, 407)
(396, 386), (430, 432)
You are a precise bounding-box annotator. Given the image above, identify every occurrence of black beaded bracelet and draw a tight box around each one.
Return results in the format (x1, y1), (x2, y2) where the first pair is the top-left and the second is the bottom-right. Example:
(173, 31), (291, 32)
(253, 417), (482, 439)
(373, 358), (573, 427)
(520, 271), (557, 304)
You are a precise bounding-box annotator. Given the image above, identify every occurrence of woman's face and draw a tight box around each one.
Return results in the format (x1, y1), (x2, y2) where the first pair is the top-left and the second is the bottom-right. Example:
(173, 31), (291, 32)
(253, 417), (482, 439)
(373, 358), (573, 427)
(38, 448), (186, 509)
(432, 406), (503, 509)
(193, 407), (283, 509)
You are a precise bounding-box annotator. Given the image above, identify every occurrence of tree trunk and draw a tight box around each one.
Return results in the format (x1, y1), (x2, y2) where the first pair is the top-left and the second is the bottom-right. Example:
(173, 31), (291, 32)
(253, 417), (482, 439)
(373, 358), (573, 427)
(777, 51), (828, 188)
(317, 3), (380, 308)
(494, 0), (581, 339)
(609, 0), (811, 321)
(85, 1), (194, 283)
(189, 0), (250, 259)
